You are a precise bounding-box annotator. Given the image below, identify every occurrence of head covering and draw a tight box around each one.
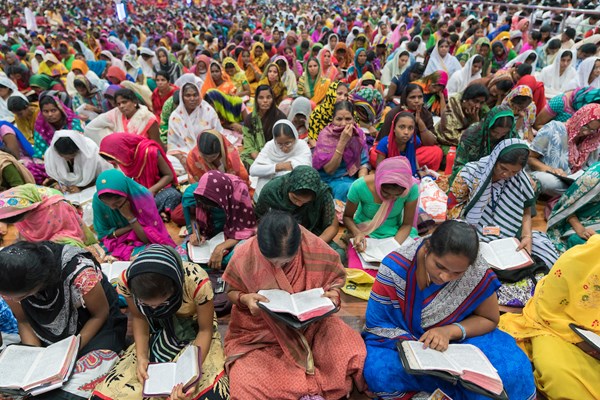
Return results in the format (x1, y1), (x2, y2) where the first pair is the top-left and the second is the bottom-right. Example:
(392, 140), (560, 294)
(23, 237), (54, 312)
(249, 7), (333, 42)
(194, 170), (256, 240)
(447, 54), (483, 96)
(566, 104), (600, 173)
(333, 42), (354, 69)
(35, 96), (79, 144)
(414, 71), (448, 116)
(504, 49), (537, 71)
(256, 119), (311, 169)
(70, 59), (90, 75)
(539, 48), (577, 94)
(501, 85), (536, 138)
(106, 65), (126, 83)
(516, 75), (546, 115)
(351, 87), (384, 126)
(201, 61), (235, 96)
(312, 120), (367, 177)
(0, 76), (24, 122)
(250, 42), (269, 70)
(572, 56), (600, 89)
(286, 96), (312, 130)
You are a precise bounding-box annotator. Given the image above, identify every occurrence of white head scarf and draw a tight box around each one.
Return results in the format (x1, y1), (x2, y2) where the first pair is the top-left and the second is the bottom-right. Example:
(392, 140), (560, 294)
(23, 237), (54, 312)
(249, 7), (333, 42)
(573, 57), (600, 89)
(424, 40), (462, 77)
(504, 49), (538, 71)
(447, 54), (483, 96)
(381, 50), (411, 86)
(537, 48), (577, 96)
(0, 76), (26, 122)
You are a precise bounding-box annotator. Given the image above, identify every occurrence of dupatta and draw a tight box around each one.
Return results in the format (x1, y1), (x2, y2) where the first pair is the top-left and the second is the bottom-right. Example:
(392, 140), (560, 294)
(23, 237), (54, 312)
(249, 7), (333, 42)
(566, 104), (600, 173)
(312, 122), (367, 176)
(34, 96), (80, 144)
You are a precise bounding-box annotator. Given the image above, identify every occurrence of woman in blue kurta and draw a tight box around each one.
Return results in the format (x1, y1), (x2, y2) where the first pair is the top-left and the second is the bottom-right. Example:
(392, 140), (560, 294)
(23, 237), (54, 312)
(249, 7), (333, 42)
(362, 220), (535, 400)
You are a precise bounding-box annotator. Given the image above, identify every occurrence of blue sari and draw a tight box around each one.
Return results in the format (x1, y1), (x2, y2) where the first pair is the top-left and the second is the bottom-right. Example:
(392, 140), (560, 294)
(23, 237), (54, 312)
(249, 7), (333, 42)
(362, 238), (535, 400)
(0, 121), (34, 157)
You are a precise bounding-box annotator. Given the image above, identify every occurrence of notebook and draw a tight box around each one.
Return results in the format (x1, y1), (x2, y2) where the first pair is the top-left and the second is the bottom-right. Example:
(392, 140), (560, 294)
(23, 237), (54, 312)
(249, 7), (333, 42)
(257, 288), (336, 329)
(187, 232), (225, 264)
(143, 345), (201, 397)
(479, 238), (534, 270)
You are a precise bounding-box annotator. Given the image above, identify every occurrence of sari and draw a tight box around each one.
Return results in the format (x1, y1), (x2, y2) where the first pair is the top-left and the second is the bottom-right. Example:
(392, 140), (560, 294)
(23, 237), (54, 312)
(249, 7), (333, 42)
(71, 76), (104, 116)
(333, 43), (354, 70)
(568, 56), (600, 90)
(151, 84), (178, 119)
(547, 162), (600, 253)
(153, 47), (183, 83)
(447, 55), (483, 96)
(516, 75), (546, 116)
(34, 96), (83, 159)
(448, 138), (559, 306)
(92, 169), (176, 260)
(204, 89), (245, 125)
(45, 129), (112, 188)
(0, 150), (35, 190)
(499, 236), (600, 400)
(450, 106), (516, 185)
(491, 42), (517, 72)
(223, 227), (367, 399)
(346, 48), (371, 83)
(501, 85), (536, 140)
(318, 48), (339, 81)
(10, 97), (39, 143)
(435, 92), (485, 147)
(537, 49), (577, 98)
(84, 104), (157, 145)
(194, 170), (256, 241)
(201, 61), (237, 97)
(250, 42), (269, 72)
(257, 63), (288, 105)
(566, 103), (600, 173)
(363, 238), (535, 400)
(414, 71), (448, 117)
(308, 81), (341, 141)
(186, 130), (248, 185)
(93, 245), (229, 399)
(223, 56), (248, 93)
(380, 50), (410, 87)
(544, 87), (600, 122)
(423, 41), (462, 77)
(351, 87), (384, 128)
(0, 184), (96, 247)
(297, 58), (330, 105)
(255, 166), (334, 237)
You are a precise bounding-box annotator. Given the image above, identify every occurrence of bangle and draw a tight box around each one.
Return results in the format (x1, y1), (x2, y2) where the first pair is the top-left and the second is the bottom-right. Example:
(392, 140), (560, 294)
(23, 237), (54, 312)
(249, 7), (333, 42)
(335, 149), (343, 156)
(112, 231), (117, 239)
(452, 322), (467, 342)
(128, 217), (138, 225)
(236, 292), (248, 309)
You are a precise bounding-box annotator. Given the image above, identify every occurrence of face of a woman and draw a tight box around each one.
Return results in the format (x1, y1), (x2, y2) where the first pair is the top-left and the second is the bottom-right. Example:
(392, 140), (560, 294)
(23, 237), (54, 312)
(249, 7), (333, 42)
(493, 45), (504, 57)
(155, 75), (169, 89)
(267, 66), (279, 82)
(330, 37), (338, 48)
(75, 86), (89, 97)
(463, 96), (486, 113)
(380, 184), (405, 201)
(0, 86), (10, 100)
(430, 83), (445, 94)
(288, 191), (314, 207)
(275, 134), (296, 154)
(490, 125), (511, 140)
(322, 51), (331, 67)
(438, 42), (449, 57)
(394, 116), (415, 144)
(41, 103), (63, 124)
(580, 120), (600, 137)
(210, 64), (222, 83)
(424, 248), (470, 285)
(357, 52), (367, 65)
(116, 96), (137, 118)
(493, 162), (523, 182)
(101, 194), (127, 210)
(254, 46), (264, 58)
(559, 55), (572, 74)
(332, 109), (354, 127)
(405, 88), (424, 110)
(158, 52), (168, 64)
(201, 152), (221, 165)
(510, 98), (533, 115)
(307, 60), (319, 77)
(292, 114), (307, 131)
(197, 61), (208, 74)
(335, 85), (349, 102)
(475, 28), (484, 39)
(225, 65), (236, 77)
(285, 48), (294, 58)
(398, 54), (409, 69)
(591, 61), (600, 84)
(257, 89), (273, 112)
(182, 86), (200, 110)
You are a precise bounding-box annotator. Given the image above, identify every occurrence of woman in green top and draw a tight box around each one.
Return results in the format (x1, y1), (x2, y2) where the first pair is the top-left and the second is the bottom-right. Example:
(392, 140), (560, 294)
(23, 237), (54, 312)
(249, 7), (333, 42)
(240, 85), (286, 168)
(343, 156), (419, 271)
(0, 150), (36, 190)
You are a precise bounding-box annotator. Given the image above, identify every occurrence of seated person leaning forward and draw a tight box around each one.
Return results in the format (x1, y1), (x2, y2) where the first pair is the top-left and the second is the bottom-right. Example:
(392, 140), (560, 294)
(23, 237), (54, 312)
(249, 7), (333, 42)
(223, 211), (368, 399)
(362, 220), (536, 399)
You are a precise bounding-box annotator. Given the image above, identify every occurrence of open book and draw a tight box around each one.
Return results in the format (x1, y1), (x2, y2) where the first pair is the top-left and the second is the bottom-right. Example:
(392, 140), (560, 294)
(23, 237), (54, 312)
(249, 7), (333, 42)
(549, 169), (584, 185)
(100, 261), (130, 283)
(570, 324), (600, 352)
(143, 345), (201, 397)
(398, 340), (506, 399)
(350, 237), (403, 270)
(0, 335), (80, 396)
(63, 187), (97, 205)
(257, 288), (336, 329)
(188, 232), (225, 264)
(479, 238), (533, 270)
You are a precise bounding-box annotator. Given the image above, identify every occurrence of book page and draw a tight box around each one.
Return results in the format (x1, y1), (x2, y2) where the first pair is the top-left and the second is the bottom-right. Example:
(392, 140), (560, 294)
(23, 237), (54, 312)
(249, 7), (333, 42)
(188, 232), (225, 263)
(479, 242), (500, 268)
(101, 261), (130, 282)
(568, 170), (584, 181)
(144, 363), (176, 396)
(290, 288), (334, 316)
(24, 336), (76, 386)
(257, 289), (295, 314)
(405, 341), (461, 375)
(174, 346), (199, 389)
(64, 187), (96, 205)
(444, 344), (498, 379)
(487, 238), (532, 270)
(0, 346), (42, 388)
(573, 326), (600, 350)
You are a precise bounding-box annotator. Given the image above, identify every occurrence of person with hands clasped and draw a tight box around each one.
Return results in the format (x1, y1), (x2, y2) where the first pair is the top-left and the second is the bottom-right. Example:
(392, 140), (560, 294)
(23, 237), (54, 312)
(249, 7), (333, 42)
(92, 245), (230, 400)
(363, 220), (536, 400)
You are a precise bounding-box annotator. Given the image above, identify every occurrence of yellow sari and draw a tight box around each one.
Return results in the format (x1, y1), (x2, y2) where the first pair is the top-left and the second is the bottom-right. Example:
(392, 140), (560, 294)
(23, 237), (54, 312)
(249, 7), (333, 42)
(499, 235), (600, 399)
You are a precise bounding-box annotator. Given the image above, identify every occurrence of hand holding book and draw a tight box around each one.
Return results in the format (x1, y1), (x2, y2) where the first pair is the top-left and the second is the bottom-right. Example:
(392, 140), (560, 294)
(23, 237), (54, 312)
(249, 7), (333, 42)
(419, 325), (460, 352)
(239, 292), (269, 316)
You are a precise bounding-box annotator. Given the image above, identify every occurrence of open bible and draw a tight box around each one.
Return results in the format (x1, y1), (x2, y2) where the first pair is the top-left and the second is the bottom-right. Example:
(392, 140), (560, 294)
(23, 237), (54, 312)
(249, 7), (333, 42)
(350, 237), (403, 270)
(479, 238), (533, 270)
(257, 288), (336, 329)
(549, 169), (584, 185)
(397, 340), (507, 400)
(100, 261), (130, 283)
(143, 345), (202, 397)
(188, 232), (225, 264)
(63, 187), (97, 206)
(0, 335), (80, 396)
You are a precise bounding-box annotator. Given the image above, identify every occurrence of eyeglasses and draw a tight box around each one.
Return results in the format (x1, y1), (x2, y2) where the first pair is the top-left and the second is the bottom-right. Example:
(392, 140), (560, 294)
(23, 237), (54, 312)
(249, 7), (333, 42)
(136, 298), (172, 308)
(276, 141), (295, 149)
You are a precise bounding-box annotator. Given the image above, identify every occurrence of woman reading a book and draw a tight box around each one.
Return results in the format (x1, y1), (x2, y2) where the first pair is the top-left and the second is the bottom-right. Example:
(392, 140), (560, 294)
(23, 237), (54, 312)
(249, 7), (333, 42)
(92, 245), (229, 400)
(362, 220), (535, 400)
(92, 169), (176, 261)
(0, 241), (127, 400)
(343, 156), (419, 275)
(448, 138), (559, 307)
(499, 234), (600, 399)
(223, 211), (368, 399)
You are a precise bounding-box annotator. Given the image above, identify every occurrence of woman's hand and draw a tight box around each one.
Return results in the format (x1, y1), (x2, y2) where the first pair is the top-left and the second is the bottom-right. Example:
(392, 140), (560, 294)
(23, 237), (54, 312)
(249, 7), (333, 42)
(418, 326), (454, 351)
(231, 123), (244, 133)
(322, 289), (341, 308)
(548, 168), (567, 177)
(208, 243), (225, 269)
(240, 293), (269, 316)
(353, 233), (367, 253)
(136, 357), (149, 384)
(338, 123), (354, 148)
(576, 227), (596, 241)
(275, 161), (293, 172)
(119, 200), (135, 220)
(517, 235), (533, 254)
(66, 185), (81, 193)
(307, 138), (317, 148)
(167, 383), (193, 400)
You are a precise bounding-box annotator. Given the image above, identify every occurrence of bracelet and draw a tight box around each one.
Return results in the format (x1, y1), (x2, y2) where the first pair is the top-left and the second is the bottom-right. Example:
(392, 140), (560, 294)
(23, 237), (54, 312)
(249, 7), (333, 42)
(236, 292), (248, 309)
(128, 217), (138, 225)
(452, 322), (467, 342)
(335, 149), (343, 156)
(112, 231), (117, 239)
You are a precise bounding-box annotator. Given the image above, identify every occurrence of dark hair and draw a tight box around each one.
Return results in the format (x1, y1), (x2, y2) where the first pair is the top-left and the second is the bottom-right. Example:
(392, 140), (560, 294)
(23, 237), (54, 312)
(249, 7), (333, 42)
(401, 83), (424, 106)
(494, 79), (514, 94)
(564, 27), (576, 40)
(547, 39), (561, 50)
(422, 28), (431, 37)
(580, 43), (598, 55)
(491, 115), (514, 130)
(530, 30), (541, 42)
(54, 137), (79, 156)
(511, 95), (533, 107)
(129, 272), (177, 300)
(291, 188), (315, 198)
(73, 79), (89, 92)
(427, 220), (479, 265)
(195, 194), (219, 209)
(255, 84), (274, 101)
(155, 70), (170, 81)
(462, 83), (489, 101)
(561, 50), (573, 59)
(516, 63), (533, 77)
(472, 55), (484, 65)
(114, 88), (138, 104)
(172, 90), (180, 107)
(497, 147), (529, 167)
(7, 96), (29, 112)
(437, 38), (449, 48)
(197, 132), (221, 155)
(257, 210), (301, 259)
(406, 41), (419, 52)
(393, 111), (416, 125)
(412, 62), (426, 76)
(275, 59), (287, 72)
(39, 95), (59, 108)
(273, 122), (296, 139)
(0, 242), (61, 294)
(98, 192), (125, 201)
(332, 100), (354, 116)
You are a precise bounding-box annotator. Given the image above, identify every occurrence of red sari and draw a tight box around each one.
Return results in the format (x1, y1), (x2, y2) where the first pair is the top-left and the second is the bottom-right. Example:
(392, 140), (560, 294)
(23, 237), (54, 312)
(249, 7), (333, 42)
(151, 85), (178, 119)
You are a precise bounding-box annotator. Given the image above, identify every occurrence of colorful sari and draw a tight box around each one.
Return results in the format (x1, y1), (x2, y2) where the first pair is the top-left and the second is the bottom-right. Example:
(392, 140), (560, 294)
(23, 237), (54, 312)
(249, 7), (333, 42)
(92, 169), (176, 260)
(363, 238), (535, 399)
(250, 42), (269, 72)
(222, 227), (367, 399)
(297, 57), (330, 104)
(201, 61), (237, 97)
(333, 43), (354, 70)
(223, 56), (248, 93)
(414, 71), (448, 117)
(499, 236), (600, 400)
(346, 48), (371, 83)
(435, 92), (486, 148)
(0, 184), (96, 247)
(501, 85), (536, 140)
(33, 96), (83, 158)
(319, 48), (339, 81)
(257, 63), (287, 105)
(308, 81), (341, 141)
(544, 87), (600, 123)
(84, 104), (157, 144)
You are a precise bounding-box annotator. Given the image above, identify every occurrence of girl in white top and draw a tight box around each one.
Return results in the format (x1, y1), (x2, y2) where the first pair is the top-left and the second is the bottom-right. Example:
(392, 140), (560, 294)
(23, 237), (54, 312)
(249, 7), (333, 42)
(424, 38), (462, 78)
(447, 55), (484, 96)
(566, 56), (600, 91)
(537, 49), (577, 98)
(249, 119), (312, 199)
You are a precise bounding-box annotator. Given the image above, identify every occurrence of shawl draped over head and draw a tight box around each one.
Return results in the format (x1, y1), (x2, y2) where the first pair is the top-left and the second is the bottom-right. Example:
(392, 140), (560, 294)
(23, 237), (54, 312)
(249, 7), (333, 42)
(424, 40), (462, 77)
(312, 121), (367, 177)
(308, 81), (342, 141)
(35, 96), (79, 144)
(566, 104), (600, 173)
(125, 244), (185, 362)
(414, 71), (448, 116)
(0, 76), (26, 122)
(106, 65), (126, 84)
(298, 57), (330, 104)
(447, 55), (483, 96)
(571, 56), (600, 89)
(201, 61), (236, 97)
(194, 170), (256, 240)
(359, 156), (417, 236)
(243, 85), (286, 144)
(0, 184), (95, 247)
(253, 119), (311, 166)
(255, 165), (334, 236)
(250, 42), (269, 71)
(222, 226), (346, 372)
(333, 42), (354, 70)
(45, 130), (112, 187)
(351, 87), (384, 126)
(99, 132), (178, 189)
(154, 47), (182, 84)
(0, 149), (35, 188)
(92, 169), (175, 260)
(257, 63), (287, 104)
(538, 48), (577, 96)
(84, 101), (157, 145)
(516, 75), (546, 116)
(501, 85), (536, 138)
(386, 111), (418, 174)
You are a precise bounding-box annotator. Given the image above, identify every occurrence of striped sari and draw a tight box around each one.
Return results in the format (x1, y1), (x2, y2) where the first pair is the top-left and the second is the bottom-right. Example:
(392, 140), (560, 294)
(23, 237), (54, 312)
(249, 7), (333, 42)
(448, 138), (559, 306)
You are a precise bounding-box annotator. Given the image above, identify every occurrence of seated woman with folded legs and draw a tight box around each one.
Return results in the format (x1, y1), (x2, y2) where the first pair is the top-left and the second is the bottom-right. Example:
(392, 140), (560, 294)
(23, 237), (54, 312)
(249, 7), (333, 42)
(0, 241), (127, 400)
(223, 211), (367, 399)
(92, 245), (229, 400)
(448, 139), (559, 307)
(363, 220), (535, 400)
(92, 169), (176, 261)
